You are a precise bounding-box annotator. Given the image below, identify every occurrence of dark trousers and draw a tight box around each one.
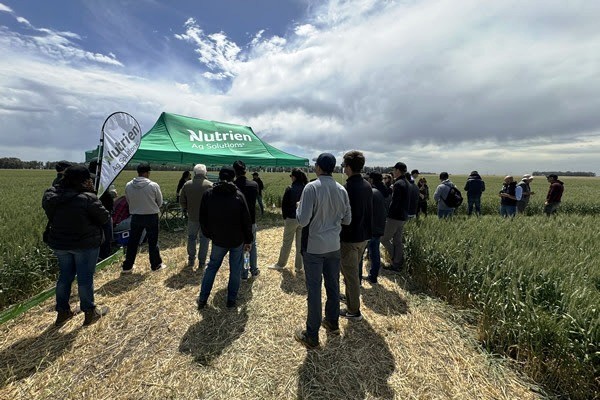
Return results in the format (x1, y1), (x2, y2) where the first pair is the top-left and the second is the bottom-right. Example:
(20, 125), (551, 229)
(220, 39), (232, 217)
(122, 214), (162, 270)
(417, 201), (427, 217)
(303, 250), (340, 340)
(467, 196), (482, 215)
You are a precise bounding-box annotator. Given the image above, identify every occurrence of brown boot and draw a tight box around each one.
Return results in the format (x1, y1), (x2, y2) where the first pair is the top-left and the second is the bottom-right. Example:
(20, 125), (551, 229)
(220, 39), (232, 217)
(55, 310), (74, 327)
(83, 306), (109, 326)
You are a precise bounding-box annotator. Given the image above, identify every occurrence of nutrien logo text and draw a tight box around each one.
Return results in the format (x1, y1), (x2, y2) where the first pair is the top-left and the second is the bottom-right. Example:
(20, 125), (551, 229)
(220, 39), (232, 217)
(187, 129), (253, 150)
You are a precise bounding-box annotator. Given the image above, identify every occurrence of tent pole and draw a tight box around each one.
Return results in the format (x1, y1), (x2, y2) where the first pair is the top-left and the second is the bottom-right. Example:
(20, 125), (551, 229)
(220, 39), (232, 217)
(94, 130), (104, 191)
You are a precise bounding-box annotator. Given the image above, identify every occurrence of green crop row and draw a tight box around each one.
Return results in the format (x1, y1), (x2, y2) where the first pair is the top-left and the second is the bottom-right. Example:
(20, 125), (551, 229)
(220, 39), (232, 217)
(1, 170), (598, 310)
(1, 170), (599, 399)
(403, 215), (600, 399)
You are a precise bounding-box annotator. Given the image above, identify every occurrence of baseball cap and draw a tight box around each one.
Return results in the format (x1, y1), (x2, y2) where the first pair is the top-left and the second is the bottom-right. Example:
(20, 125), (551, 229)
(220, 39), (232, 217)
(314, 153), (336, 173)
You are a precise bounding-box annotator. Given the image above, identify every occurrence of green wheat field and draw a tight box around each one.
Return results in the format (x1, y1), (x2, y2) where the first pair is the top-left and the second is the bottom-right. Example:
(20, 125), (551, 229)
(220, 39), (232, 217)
(0, 169), (598, 398)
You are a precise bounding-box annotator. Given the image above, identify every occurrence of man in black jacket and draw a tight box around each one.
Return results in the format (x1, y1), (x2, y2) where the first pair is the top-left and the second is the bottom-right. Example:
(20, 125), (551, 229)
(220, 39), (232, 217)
(464, 171), (486, 216)
(340, 151), (372, 321)
(406, 172), (420, 219)
(198, 167), (253, 309)
(364, 172), (389, 283)
(381, 162), (410, 272)
(234, 160), (260, 278)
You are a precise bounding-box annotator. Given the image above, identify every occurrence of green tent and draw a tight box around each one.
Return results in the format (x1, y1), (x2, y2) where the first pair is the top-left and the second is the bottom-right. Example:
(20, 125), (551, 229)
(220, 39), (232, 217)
(86, 112), (309, 167)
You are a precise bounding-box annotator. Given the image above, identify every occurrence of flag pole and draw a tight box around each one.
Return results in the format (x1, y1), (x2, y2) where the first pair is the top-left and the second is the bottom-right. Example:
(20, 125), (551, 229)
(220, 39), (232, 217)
(93, 129), (104, 192)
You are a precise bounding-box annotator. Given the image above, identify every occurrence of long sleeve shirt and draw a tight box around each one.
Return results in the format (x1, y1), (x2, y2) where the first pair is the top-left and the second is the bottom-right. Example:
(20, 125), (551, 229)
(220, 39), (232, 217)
(297, 175), (351, 254)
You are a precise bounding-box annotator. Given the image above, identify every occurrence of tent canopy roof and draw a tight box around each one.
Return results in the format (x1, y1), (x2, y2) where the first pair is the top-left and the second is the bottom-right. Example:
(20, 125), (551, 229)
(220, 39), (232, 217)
(86, 112), (309, 167)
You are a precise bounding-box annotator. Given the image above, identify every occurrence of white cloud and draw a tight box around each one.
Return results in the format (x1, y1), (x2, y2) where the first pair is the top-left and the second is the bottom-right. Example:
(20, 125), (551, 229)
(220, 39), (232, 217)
(0, 3), (13, 13)
(174, 18), (242, 80)
(0, 12), (123, 67)
(221, 0), (600, 172)
(1, 0), (600, 174)
(294, 24), (318, 37)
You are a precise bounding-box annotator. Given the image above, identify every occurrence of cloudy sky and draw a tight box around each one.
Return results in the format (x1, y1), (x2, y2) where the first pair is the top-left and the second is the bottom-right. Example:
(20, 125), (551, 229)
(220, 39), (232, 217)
(1, 0), (599, 174)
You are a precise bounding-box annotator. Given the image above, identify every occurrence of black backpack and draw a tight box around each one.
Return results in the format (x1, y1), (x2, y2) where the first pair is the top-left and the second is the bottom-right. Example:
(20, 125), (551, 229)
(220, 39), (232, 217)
(444, 185), (463, 208)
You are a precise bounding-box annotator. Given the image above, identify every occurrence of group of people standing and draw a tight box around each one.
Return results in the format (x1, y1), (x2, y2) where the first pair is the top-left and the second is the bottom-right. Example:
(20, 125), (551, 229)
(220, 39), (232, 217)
(264, 153), (421, 348)
(433, 170), (564, 218)
(42, 155), (565, 338)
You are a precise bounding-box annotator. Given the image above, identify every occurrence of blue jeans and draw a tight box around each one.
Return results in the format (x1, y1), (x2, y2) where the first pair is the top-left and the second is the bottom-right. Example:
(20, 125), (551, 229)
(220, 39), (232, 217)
(500, 205), (517, 218)
(437, 208), (454, 219)
(199, 243), (244, 303)
(187, 220), (210, 267)
(54, 247), (99, 313)
(242, 224), (258, 278)
(467, 196), (481, 215)
(123, 214), (162, 270)
(302, 250), (340, 340)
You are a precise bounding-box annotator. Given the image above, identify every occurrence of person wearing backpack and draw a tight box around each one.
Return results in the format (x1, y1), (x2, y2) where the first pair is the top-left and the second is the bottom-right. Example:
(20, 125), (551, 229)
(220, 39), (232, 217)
(433, 172), (458, 218)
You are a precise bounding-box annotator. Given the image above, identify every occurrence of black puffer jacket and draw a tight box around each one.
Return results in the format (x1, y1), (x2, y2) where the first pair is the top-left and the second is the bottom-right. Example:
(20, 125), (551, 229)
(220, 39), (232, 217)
(42, 187), (110, 250)
(200, 182), (253, 248)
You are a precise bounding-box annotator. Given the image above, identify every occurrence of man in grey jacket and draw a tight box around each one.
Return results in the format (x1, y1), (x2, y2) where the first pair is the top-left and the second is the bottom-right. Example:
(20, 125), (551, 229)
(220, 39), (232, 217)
(294, 153), (351, 348)
(180, 164), (213, 269)
(121, 162), (165, 273)
(433, 172), (455, 218)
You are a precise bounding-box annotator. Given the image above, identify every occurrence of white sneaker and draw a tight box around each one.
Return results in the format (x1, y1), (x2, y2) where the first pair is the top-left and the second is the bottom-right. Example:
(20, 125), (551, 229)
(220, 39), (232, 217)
(153, 263), (167, 271)
(268, 264), (284, 270)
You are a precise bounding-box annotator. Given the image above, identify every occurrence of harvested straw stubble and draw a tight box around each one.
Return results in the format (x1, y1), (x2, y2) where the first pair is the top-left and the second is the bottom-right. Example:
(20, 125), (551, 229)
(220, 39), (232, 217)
(0, 226), (542, 399)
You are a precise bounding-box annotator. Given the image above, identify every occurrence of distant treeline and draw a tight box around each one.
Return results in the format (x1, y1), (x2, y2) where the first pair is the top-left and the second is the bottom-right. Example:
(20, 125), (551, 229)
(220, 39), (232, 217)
(0, 157), (596, 177)
(0, 157), (431, 175)
(533, 171), (596, 177)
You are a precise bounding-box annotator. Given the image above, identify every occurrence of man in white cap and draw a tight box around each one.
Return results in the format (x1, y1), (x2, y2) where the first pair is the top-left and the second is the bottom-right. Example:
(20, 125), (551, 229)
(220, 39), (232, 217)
(180, 164), (213, 269)
(516, 174), (535, 214)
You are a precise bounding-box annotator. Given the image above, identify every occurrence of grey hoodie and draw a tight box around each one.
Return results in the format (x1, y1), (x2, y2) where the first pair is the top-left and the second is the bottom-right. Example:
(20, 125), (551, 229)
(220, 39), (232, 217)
(125, 177), (163, 215)
(433, 179), (455, 211)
